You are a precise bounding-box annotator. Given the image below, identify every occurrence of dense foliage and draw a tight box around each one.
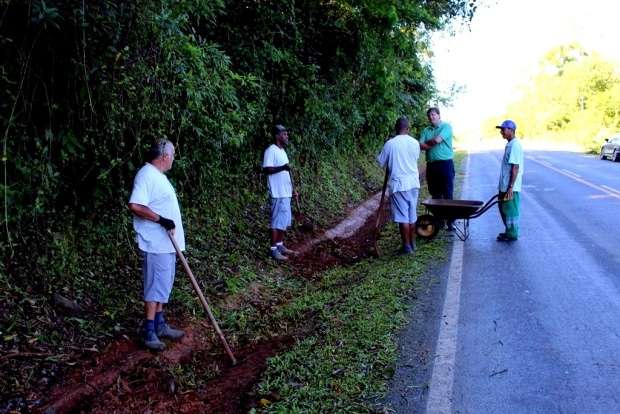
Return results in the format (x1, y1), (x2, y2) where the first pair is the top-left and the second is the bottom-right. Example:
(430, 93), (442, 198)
(1, 0), (476, 239)
(483, 43), (620, 149)
(0, 0), (475, 402)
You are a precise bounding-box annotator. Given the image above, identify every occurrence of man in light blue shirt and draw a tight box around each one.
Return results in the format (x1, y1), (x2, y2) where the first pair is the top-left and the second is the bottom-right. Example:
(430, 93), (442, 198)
(377, 116), (421, 255)
(496, 120), (524, 241)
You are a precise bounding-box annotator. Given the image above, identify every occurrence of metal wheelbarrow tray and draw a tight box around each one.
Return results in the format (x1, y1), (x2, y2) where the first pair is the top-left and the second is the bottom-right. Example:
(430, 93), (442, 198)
(416, 194), (499, 241)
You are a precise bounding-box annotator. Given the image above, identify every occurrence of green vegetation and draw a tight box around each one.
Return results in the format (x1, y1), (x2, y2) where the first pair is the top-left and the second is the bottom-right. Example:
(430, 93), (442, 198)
(247, 153), (464, 413)
(253, 231), (446, 413)
(0, 0), (476, 405)
(483, 43), (620, 151)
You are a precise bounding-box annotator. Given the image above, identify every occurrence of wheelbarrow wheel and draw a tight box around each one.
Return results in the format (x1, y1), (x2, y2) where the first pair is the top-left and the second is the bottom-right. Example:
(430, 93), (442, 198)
(416, 214), (439, 240)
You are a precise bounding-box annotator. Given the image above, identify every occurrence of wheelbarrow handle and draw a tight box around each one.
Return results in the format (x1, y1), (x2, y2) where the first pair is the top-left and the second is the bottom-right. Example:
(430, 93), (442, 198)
(470, 193), (499, 219)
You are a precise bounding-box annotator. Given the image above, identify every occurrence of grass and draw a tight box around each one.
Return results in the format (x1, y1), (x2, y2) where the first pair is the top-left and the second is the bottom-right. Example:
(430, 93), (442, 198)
(249, 218), (447, 413)
(1, 147), (464, 414)
(0, 147), (382, 401)
(247, 151), (466, 413)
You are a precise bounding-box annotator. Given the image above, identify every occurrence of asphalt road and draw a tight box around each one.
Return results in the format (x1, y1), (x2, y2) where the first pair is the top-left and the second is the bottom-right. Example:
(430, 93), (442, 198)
(386, 149), (620, 413)
(453, 149), (620, 413)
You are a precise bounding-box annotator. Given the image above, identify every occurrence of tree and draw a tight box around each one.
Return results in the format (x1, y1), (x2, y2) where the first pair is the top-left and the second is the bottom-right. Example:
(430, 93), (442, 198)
(484, 43), (620, 150)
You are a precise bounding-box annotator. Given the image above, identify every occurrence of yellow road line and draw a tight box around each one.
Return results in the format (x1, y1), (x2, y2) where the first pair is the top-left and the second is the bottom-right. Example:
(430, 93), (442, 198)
(560, 168), (581, 178)
(601, 185), (620, 196)
(528, 157), (620, 200)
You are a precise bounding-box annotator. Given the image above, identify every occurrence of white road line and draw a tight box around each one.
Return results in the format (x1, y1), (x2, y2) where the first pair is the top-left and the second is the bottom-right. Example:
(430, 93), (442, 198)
(528, 158), (620, 200)
(425, 154), (469, 414)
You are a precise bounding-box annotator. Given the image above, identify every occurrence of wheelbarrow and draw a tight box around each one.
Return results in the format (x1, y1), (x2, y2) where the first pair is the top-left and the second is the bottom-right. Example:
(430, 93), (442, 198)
(416, 194), (499, 241)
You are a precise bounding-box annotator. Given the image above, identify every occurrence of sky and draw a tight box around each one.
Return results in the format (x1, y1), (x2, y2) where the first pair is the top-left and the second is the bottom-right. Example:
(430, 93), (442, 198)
(430, 0), (620, 139)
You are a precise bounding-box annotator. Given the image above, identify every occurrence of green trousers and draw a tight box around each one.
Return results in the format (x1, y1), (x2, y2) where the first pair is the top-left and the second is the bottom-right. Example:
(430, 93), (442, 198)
(498, 191), (520, 239)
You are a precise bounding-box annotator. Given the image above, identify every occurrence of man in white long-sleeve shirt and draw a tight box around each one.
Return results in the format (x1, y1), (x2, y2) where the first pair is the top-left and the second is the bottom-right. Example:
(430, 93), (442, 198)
(377, 116), (421, 255)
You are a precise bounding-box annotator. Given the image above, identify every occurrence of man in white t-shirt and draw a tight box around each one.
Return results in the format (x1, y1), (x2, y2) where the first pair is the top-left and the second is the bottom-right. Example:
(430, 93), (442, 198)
(377, 116), (421, 255)
(262, 124), (298, 261)
(129, 139), (185, 350)
(495, 119), (524, 242)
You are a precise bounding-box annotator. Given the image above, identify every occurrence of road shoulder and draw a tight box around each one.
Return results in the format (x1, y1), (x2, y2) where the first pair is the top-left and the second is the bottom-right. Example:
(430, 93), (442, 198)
(384, 258), (450, 413)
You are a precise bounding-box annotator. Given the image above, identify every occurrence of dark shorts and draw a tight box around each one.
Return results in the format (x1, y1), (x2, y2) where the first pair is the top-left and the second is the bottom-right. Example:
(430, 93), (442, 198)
(427, 159), (455, 200)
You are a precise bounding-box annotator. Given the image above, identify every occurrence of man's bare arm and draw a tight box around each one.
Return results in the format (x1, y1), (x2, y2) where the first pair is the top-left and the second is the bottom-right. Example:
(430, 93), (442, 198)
(262, 164), (290, 175)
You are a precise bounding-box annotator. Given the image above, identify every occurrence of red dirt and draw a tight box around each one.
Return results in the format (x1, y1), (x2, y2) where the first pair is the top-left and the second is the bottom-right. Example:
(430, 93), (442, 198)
(83, 337), (294, 414)
(289, 196), (390, 278)
(36, 194), (391, 414)
(39, 326), (211, 414)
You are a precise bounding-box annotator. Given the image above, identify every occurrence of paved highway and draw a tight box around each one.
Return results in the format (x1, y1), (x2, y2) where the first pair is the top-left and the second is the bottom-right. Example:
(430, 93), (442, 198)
(387, 149), (620, 413)
(452, 150), (620, 413)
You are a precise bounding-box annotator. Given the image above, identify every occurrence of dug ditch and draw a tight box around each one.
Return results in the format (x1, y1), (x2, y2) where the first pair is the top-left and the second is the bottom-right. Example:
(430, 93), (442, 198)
(38, 192), (391, 414)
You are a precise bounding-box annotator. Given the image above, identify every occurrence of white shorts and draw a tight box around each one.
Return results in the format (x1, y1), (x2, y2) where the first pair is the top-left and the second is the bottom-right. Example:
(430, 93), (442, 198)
(270, 197), (292, 230)
(390, 188), (419, 224)
(142, 251), (176, 303)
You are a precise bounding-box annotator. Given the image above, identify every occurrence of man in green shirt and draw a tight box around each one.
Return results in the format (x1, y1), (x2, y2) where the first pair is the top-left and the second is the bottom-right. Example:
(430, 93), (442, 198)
(419, 107), (455, 230)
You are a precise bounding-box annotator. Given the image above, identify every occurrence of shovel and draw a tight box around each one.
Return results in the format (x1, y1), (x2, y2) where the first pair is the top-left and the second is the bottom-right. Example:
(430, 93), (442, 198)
(167, 231), (237, 365)
(373, 168), (390, 256)
(291, 170), (315, 232)
(293, 192), (314, 232)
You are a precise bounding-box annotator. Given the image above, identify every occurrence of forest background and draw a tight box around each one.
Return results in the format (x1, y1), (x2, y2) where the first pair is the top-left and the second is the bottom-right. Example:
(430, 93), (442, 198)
(0, 0), (476, 401)
(481, 43), (620, 149)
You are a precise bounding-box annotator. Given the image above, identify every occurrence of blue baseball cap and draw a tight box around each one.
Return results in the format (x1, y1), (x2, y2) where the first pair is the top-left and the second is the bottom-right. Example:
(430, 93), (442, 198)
(496, 120), (516, 130)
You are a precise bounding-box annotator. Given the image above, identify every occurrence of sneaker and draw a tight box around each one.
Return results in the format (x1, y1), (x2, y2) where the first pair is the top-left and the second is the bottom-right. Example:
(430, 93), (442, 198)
(271, 249), (289, 261)
(397, 245), (414, 256)
(144, 330), (165, 351)
(278, 245), (298, 256)
(156, 323), (185, 340)
(496, 233), (517, 242)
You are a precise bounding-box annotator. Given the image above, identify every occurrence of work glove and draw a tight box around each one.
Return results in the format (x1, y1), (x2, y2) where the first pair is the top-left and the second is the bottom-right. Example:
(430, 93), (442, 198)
(157, 216), (175, 230)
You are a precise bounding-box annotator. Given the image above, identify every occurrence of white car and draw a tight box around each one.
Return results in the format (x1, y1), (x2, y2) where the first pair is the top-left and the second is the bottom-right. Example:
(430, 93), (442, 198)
(600, 134), (620, 161)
